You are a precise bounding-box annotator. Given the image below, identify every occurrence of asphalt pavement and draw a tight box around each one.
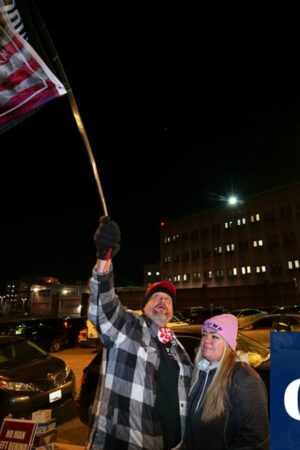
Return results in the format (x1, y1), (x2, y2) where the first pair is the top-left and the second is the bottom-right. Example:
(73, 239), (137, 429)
(56, 407), (89, 447)
(56, 416), (88, 450)
(52, 347), (96, 449)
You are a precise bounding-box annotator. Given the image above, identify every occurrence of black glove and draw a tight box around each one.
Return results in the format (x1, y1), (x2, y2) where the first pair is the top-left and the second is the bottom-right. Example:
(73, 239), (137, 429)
(94, 215), (121, 259)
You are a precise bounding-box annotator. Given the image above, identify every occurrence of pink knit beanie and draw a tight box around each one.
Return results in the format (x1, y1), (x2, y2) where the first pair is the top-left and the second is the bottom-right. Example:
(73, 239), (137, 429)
(203, 313), (238, 351)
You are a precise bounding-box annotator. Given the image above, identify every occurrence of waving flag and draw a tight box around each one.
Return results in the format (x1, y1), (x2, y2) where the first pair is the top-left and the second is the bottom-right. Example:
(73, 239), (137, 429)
(0, 0), (108, 214)
(0, 0), (66, 132)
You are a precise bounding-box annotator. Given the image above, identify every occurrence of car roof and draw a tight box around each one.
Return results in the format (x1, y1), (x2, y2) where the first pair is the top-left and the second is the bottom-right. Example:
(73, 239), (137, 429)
(254, 313), (300, 320)
(0, 317), (63, 324)
(173, 323), (270, 355)
(0, 335), (25, 344)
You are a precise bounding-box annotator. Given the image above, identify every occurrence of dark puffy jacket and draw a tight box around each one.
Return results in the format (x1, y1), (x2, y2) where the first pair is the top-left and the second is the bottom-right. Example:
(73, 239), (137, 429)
(185, 361), (270, 449)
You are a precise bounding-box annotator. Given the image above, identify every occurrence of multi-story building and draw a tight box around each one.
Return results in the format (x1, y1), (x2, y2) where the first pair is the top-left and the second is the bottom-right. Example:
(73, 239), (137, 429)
(0, 276), (90, 318)
(143, 263), (161, 287)
(160, 181), (300, 290)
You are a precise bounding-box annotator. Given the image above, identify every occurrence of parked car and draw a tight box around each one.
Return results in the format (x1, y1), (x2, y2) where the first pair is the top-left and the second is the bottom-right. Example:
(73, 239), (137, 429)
(0, 335), (76, 425)
(0, 317), (83, 352)
(239, 313), (300, 347)
(271, 305), (300, 314)
(77, 348), (102, 424)
(77, 323), (270, 425)
(231, 308), (268, 329)
(77, 312), (188, 349)
(62, 316), (87, 347)
(77, 319), (101, 348)
(177, 306), (229, 324)
(0, 318), (68, 352)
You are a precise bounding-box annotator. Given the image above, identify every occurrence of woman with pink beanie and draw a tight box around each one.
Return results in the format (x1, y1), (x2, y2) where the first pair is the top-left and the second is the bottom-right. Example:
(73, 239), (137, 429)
(185, 314), (270, 449)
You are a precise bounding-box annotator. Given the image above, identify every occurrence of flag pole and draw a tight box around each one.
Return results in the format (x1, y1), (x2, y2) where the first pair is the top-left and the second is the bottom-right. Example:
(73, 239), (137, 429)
(30, 1), (108, 216)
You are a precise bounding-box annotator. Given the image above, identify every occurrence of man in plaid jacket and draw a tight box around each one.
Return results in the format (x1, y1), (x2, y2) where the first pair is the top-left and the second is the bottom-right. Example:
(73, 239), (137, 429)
(86, 216), (192, 450)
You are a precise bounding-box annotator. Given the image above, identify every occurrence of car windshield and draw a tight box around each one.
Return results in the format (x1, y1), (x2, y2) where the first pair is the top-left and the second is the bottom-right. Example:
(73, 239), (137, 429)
(169, 315), (186, 323)
(0, 339), (48, 368)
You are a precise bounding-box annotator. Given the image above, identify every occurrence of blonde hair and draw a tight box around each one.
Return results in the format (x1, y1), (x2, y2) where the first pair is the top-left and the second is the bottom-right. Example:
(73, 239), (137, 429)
(192, 341), (235, 422)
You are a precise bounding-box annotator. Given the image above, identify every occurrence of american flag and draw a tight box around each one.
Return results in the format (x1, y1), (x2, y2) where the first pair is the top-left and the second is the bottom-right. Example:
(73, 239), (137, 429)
(0, 0), (66, 131)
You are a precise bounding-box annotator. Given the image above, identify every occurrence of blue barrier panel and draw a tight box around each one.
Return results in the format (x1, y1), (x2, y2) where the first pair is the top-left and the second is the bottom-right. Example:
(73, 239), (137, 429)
(271, 332), (300, 450)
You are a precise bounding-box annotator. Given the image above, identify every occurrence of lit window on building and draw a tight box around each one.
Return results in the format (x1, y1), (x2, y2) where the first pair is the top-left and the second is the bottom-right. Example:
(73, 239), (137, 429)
(226, 243), (235, 252)
(183, 273), (191, 282)
(228, 267), (238, 277)
(204, 271), (213, 280)
(224, 221), (233, 229)
(288, 260), (300, 269)
(237, 217), (246, 226)
(214, 246), (222, 254)
(250, 213), (260, 222)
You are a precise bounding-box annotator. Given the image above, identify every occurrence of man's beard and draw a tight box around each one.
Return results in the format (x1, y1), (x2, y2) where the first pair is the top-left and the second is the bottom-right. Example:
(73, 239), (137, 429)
(151, 310), (170, 326)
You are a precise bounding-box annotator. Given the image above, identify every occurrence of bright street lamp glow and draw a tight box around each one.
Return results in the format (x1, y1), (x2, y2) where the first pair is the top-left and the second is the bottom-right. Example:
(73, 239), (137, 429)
(228, 195), (238, 206)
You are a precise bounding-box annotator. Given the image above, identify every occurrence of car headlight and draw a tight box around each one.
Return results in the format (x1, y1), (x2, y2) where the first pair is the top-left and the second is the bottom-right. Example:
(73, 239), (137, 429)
(65, 365), (71, 378)
(0, 380), (41, 392)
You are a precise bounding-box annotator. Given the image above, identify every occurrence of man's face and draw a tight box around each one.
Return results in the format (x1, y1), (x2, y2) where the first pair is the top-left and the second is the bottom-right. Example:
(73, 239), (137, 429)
(143, 292), (173, 326)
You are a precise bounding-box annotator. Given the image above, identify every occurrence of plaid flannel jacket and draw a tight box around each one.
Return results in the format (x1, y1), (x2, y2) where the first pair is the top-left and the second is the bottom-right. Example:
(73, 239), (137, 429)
(86, 267), (192, 450)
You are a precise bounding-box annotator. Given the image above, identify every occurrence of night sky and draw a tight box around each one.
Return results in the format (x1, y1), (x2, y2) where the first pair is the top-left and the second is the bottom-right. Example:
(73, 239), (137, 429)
(1, 11), (300, 290)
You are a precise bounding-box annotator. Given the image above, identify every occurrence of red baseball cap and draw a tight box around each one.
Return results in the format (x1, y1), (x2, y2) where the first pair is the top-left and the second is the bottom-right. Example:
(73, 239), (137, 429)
(142, 281), (176, 308)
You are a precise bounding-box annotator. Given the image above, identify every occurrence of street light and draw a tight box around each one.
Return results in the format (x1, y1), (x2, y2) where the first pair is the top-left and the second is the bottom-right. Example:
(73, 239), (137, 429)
(227, 195), (239, 206)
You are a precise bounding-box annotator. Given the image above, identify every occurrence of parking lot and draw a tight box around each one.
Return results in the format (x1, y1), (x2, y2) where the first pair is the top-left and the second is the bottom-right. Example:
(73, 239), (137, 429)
(53, 345), (97, 446)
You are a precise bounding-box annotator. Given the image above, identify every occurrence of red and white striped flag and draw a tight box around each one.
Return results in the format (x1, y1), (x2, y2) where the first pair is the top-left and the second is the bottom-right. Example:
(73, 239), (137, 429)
(0, 0), (66, 131)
